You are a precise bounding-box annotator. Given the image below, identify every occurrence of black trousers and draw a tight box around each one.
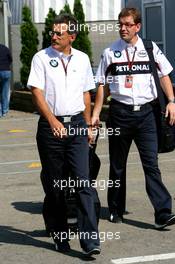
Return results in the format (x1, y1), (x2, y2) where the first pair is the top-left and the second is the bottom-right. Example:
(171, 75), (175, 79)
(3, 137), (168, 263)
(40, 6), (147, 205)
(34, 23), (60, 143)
(37, 115), (100, 250)
(107, 100), (172, 217)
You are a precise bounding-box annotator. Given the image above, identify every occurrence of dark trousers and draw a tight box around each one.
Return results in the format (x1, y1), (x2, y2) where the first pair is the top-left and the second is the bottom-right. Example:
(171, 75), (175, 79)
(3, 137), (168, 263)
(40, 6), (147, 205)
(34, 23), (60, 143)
(37, 115), (99, 250)
(107, 100), (172, 217)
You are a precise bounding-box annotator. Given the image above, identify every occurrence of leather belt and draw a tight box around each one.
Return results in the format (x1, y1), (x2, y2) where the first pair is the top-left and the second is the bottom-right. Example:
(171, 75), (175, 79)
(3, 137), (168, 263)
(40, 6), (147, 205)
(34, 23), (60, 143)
(56, 112), (83, 123)
(110, 99), (152, 112)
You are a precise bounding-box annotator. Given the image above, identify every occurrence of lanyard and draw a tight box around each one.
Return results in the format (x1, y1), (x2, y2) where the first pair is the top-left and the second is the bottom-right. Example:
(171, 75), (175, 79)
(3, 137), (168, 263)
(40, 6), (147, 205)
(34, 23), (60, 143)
(125, 47), (136, 73)
(61, 55), (72, 75)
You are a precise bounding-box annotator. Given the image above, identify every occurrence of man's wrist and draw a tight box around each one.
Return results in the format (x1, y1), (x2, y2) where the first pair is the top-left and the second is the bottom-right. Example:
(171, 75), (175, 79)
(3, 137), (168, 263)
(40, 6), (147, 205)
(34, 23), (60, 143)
(86, 121), (92, 127)
(168, 98), (175, 103)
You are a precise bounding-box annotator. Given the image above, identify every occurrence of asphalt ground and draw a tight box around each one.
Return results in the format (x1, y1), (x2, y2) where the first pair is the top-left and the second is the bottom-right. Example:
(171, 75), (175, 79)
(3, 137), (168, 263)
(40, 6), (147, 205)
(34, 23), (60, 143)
(0, 110), (175, 264)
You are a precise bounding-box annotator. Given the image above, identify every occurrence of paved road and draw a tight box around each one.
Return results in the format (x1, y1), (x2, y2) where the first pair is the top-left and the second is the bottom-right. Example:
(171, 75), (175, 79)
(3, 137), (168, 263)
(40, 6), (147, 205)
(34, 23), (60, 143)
(0, 110), (175, 264)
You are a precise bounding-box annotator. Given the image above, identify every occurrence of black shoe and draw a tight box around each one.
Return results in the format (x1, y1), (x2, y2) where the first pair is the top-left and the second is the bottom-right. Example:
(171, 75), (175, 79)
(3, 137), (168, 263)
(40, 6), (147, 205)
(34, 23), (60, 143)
(109, 213), (123, 223)
(54, 240), (70, 252)
(82, 246), (101, 257)
(155, 213), (175, 230)
(51, 232), (70, 252)
(45, 226), (52, 237)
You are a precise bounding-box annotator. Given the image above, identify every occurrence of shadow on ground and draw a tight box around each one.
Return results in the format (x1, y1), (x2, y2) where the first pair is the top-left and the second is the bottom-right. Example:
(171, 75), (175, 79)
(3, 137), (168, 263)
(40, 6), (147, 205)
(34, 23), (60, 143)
(12, 201), (42, 215)
(12, 202), (160, 231)
(0, 225), (98, 261)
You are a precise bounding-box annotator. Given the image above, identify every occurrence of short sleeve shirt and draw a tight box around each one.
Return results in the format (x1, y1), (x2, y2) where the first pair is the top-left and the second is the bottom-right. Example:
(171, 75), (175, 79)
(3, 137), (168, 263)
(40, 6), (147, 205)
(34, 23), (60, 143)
(27, 47), (95, 116)
(96, 36), (173, 105)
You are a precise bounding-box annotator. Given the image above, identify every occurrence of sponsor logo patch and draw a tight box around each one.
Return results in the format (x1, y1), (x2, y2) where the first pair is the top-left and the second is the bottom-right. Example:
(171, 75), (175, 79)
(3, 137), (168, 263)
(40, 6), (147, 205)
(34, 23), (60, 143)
(106, 62), (151, 76)
(114, 50), (121, 58)
(137, 50), (147, 57)
(49, 59), (58, 67)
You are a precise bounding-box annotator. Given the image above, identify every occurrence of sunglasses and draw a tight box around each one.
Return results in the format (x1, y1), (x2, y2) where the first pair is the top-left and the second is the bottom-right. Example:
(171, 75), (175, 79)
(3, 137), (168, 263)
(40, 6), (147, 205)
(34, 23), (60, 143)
(118, 23), (136, 29)
(49, 31), (64, 37)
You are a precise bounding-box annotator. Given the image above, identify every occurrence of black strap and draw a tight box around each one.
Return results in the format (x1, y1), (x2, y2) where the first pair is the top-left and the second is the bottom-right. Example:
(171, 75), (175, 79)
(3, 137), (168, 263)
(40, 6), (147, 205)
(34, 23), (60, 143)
(142, 39), (166, 112)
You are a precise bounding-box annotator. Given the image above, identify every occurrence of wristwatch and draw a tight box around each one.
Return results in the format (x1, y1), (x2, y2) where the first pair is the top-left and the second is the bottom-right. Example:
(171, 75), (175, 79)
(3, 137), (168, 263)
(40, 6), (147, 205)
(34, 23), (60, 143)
(168, 98), (175, 103)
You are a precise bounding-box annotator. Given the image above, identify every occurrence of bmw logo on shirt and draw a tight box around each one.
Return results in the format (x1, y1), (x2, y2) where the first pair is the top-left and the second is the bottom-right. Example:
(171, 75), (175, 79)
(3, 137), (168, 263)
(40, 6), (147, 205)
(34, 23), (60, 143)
(50, 59), (58, 67)
(114, 50), (121, 58)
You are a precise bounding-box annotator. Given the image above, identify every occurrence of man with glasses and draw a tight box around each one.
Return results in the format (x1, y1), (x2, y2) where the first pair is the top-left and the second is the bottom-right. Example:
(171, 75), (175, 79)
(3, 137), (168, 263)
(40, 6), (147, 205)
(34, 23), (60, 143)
(92, 7), (175, 229)
(27, 13), (100, 256)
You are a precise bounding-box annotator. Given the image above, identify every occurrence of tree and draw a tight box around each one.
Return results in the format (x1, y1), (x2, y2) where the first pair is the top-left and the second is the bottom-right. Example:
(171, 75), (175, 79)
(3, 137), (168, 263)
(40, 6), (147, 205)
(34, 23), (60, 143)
(20, 5), (39, 88)
(73, 0), (92, 62)
(59, 2), (72, 15)
(42, 8), (57, 49)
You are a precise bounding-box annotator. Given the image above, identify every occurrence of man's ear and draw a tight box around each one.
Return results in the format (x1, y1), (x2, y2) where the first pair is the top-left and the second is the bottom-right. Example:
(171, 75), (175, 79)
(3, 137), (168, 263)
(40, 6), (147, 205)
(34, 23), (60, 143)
(135, 23), (141, 33)
(70, 33), (76, 44)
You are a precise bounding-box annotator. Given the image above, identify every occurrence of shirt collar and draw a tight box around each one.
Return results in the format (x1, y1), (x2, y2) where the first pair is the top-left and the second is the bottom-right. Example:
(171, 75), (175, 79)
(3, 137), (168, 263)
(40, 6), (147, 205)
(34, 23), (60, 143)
(120, 34), (141, 50)
(50, 46), (74, 59)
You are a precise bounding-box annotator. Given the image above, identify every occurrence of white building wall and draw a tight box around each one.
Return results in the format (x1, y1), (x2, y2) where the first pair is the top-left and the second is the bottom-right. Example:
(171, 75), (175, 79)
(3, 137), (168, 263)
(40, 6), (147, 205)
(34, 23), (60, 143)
(9, 0), (124, 24)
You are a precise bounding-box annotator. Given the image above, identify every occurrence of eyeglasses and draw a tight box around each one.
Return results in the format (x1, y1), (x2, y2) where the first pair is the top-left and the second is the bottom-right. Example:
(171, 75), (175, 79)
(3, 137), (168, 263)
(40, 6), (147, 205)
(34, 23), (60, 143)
(118, 23), (136, 29)
(49, 31), (64, 37)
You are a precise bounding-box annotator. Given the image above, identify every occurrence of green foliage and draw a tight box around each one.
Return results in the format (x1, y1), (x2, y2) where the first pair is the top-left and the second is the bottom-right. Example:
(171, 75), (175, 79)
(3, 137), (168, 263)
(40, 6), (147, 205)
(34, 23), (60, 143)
(20, 5), (39, 88)
(42, 8), (57, 49)
(73, 0), (85, 22)
(59, 3), (72, 15)
(73, 0), (92, 62)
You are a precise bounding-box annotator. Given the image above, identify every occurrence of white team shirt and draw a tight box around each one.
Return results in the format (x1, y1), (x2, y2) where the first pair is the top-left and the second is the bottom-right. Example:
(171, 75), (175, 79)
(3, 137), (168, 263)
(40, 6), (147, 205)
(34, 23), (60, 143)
(27, 46), (95, 116)
(96, 36), (173, 105)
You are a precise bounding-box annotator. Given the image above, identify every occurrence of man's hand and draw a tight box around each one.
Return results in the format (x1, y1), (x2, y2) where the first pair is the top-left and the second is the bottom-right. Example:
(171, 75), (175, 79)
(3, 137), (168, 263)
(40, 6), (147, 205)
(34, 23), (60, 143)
(91, 114), (100, 127)
(165, 102), (175, 125)
(49, 117), (67, 138)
